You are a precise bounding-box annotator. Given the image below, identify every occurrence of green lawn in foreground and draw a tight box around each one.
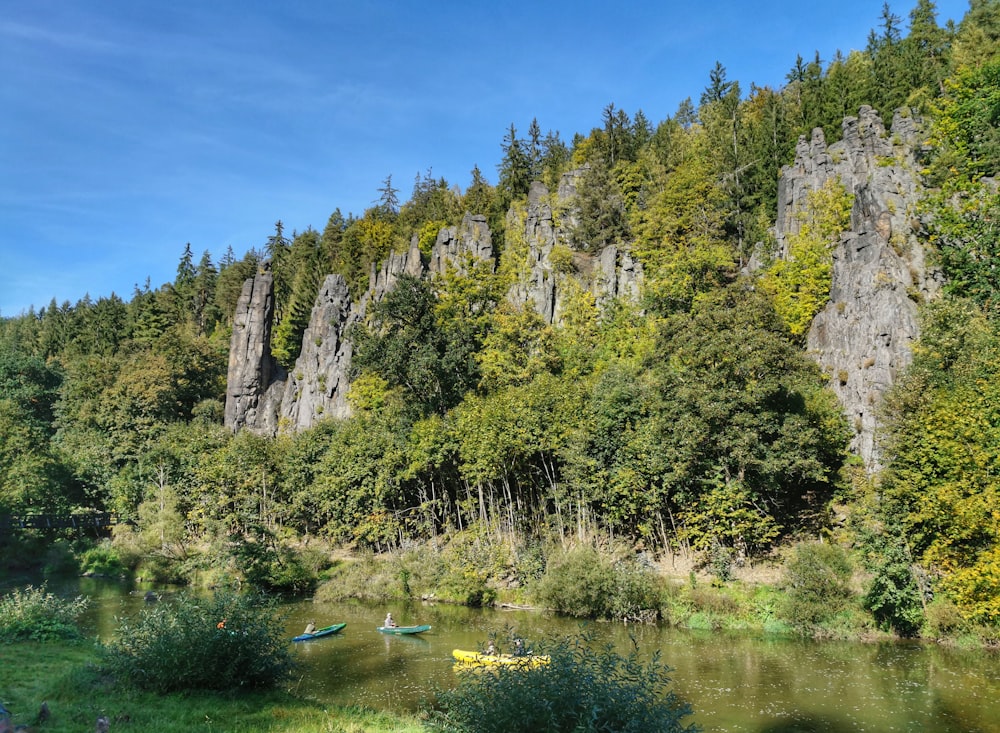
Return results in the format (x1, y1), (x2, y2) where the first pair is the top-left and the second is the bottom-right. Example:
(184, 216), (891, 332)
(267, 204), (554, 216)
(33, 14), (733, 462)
(0, 641), (425, 732)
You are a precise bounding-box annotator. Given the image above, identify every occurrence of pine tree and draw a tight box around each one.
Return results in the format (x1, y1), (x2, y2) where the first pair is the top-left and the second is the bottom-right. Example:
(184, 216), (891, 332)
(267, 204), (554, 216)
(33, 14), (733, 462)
(192, 251), (221, 336)
(497, 124), (531, 205)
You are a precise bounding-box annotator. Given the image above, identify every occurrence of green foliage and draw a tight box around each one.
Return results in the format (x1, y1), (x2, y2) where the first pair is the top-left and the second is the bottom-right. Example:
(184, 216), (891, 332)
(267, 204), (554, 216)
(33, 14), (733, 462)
(630, 130), (734, 313)
(1, 640), (424, 733)
(351, 272), (494, 417)
(862, 541), (925, 637)
(761, 177), (854, 336)
(227, 525), (318, 593)
(876, 298), (1000, 625)
(272, 228), (325, 367)
(0, 345), (61, 427)
(475, 304), (559, 391)
(568, 158), (630, 251)
(921, 60), (1000, 311)
(315, 554), (409, 603)
(0, 397), (71, 515)
(656, 287), (849, 557)
(102, 590), (294, 693)
(417, 219), (449, 256)
(779, 542), (855, 632)
(308, 411), (408, 549)
(78, 539), (127, 577)
(429, 634), (697, 733)
(0, 585), (89, 642)
(927, 60), (1000, 181)
(533, 545), (662, 622)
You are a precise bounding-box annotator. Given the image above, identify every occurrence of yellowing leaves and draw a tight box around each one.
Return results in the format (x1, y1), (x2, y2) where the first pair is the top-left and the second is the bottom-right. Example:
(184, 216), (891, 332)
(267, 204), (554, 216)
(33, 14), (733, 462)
(762, 177), (853, 336)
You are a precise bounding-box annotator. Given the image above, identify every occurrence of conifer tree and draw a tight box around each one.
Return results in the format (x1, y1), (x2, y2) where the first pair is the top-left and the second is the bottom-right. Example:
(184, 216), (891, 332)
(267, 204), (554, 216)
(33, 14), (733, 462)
(498, 124), (531, 205)
(272, 229), (323, 367)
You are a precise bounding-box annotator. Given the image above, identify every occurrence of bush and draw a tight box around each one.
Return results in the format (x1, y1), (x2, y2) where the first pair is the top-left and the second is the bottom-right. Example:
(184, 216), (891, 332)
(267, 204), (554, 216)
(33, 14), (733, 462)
(862, 545), (925, 637)
(227, 527), (319, 593)
(78, 539), (127, 577)
(101, 590), (294, 693)
(533, 545), (662, 621)
(533, 546), (613, 618)
(780, 541), (855, 632)
(42, 538), (79, 577)
(922, 597), (966, 639)
(0, 585), (90, 641)
(428, 634), (697, 733)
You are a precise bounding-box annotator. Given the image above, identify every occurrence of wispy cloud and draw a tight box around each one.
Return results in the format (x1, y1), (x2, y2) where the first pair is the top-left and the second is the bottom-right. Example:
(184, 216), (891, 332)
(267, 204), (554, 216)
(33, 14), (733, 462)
(0, 19), (120, 53)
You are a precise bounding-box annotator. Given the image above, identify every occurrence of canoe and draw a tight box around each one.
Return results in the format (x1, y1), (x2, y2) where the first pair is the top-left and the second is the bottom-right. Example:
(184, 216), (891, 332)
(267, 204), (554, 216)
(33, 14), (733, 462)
(293, 622), (346, 641)
(377, 624), (431, 635)
(452, 648), (550, 668)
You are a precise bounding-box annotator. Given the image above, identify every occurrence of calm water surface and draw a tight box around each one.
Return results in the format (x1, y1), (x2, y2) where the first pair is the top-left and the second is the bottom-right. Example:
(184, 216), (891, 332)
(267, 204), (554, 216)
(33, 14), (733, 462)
(52, 578), (1000, 732)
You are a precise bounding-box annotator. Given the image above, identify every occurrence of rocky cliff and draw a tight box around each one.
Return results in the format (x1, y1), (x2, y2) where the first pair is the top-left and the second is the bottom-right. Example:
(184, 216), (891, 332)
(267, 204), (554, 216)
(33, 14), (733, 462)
(774, 106), (939, 470)
(225, 184), (644, 435)
(227, 110), (936, 471)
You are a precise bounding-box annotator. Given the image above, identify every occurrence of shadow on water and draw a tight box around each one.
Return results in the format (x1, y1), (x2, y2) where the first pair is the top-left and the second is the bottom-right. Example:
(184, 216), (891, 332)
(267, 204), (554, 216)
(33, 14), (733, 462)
(756, 718), (856, 733)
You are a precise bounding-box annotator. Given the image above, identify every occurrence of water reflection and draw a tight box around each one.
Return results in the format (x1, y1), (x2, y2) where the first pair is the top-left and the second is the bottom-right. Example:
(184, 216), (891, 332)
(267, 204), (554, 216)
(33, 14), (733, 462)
(22, 578), (1000, 732)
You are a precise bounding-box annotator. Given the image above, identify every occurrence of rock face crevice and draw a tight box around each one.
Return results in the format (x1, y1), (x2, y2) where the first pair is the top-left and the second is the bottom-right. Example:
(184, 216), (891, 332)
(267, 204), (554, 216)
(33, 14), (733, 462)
(775, 106), (940, 470)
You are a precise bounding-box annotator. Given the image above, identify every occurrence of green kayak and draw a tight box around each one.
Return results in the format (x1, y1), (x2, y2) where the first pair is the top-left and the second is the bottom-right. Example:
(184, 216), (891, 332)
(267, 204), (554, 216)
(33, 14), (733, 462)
(293, 622), (346, 641)
(377, 624), (431, 635)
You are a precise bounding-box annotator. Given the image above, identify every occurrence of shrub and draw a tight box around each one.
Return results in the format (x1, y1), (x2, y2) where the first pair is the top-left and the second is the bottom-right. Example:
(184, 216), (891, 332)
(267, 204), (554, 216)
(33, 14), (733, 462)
(780, 541), (855, 632)
(227, 527), (318, 593)
(315, 554), (408, 603)
(428, 634), (697, 733)
(0, 585), (90, 642)
(862, 544), (925, 637)
(42, 538), (79, 577)
(101, 590), (293, 693)
(533, 545), (662, 621)
(922, 597), (966, 639)
(533, 545), (614, 618)
(78, 539), (127, 577)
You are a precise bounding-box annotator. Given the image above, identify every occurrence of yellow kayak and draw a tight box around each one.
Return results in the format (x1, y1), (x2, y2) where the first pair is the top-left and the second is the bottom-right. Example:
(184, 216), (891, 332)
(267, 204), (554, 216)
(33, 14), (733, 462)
(452, 648), (550, 668)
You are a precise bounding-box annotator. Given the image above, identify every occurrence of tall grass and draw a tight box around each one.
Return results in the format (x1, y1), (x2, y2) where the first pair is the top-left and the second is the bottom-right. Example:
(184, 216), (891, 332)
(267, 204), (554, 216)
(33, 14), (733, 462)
(0, 585), (89, 642)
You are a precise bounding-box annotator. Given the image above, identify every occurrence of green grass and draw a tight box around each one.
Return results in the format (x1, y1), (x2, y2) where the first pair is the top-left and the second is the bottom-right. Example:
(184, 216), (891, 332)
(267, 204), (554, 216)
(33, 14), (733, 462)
(0, 641), (425, 733)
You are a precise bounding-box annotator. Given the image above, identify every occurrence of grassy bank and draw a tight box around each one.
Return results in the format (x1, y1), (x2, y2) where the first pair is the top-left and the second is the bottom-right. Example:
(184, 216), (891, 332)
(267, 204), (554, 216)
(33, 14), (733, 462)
(311, 534), (998, 648)
(0, 641), (425, 733)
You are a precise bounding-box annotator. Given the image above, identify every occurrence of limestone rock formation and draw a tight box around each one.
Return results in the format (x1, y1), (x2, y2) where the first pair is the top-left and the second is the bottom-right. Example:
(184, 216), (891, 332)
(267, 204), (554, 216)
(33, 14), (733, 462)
(775, 106), (940, 470)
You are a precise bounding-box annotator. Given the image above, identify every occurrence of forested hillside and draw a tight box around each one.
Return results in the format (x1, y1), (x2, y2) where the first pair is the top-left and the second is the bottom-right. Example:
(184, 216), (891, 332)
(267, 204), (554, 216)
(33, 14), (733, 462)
(3, 1), (1000, 636)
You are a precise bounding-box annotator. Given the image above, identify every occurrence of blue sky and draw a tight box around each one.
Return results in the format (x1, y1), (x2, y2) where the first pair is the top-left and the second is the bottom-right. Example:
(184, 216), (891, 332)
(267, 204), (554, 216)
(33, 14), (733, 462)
(0, 0), (971, 316)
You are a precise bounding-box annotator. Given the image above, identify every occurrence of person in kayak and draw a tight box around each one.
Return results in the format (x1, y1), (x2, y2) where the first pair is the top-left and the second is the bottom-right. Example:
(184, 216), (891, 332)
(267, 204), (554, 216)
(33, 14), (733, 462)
(384, 613), (397, 628)
(303, 620), (316, 635)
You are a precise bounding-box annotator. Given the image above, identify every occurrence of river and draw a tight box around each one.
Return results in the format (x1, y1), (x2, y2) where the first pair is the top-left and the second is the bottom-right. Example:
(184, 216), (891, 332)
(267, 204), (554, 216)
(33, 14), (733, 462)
(46, 578), (1000, 731)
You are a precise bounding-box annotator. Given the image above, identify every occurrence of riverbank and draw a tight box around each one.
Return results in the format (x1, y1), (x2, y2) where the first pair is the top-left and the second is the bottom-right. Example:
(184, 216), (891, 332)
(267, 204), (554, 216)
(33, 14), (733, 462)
(310, 537), (998, 650)
(9, 527), (998, 650)
(0, 641), (425, 733)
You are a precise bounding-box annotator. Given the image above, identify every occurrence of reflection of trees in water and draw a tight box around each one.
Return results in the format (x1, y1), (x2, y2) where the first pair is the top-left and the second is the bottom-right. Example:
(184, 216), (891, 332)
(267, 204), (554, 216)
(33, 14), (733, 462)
(756, 718), (855, 733)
